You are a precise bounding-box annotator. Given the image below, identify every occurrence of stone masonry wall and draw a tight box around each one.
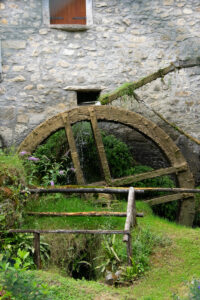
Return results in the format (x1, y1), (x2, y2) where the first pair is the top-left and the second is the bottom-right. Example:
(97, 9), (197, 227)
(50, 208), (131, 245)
(0, 0), (200, 182)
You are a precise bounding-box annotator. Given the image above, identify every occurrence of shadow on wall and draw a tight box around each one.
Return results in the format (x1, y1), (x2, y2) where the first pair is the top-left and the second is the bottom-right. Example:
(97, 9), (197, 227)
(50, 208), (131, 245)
(0, 135), (6, 149)
(176, 135), (200, 186)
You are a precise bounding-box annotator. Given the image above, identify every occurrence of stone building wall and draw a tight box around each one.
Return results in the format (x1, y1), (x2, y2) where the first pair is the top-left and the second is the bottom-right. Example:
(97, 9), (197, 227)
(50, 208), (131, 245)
(0, 0), (200, 181)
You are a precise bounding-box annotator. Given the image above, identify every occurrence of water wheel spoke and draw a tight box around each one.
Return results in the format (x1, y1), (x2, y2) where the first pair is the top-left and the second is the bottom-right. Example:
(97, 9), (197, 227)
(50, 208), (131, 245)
(144, 193), (193, 206)
(89, 107), (112, 184)
(111, 163), (188, 186)
(61, 113), (85, 185)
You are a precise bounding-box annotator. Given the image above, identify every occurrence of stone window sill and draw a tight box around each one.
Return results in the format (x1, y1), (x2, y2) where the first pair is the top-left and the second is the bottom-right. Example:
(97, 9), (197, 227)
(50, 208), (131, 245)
(50, 24), (90, 31)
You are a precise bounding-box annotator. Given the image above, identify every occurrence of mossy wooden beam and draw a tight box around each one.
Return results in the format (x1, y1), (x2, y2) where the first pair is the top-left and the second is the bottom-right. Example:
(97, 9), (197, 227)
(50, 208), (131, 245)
(133, 91), (200, 146)
(99, 57), (200, 105)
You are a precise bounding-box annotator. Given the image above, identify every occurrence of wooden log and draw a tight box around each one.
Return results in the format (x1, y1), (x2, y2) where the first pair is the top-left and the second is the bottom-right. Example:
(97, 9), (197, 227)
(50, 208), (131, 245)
(27, 211), (127, 217)
(21, 187), (132, 194)
(26, 211), (144, 217)
(7, 229), (129, 235)
(20, 186), (200, 195)
(33, 232), (41, 269)
(123, 187), (135, 242)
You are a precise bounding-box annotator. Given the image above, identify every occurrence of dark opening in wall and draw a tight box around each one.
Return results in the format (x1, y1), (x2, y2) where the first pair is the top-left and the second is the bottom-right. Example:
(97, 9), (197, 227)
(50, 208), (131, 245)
(77, 90), (101, 106)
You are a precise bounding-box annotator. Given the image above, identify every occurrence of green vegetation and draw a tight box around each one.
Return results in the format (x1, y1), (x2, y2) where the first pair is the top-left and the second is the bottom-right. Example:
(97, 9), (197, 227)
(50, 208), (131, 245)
(1, 205), (200, 299)
(0, 133), (200, 299)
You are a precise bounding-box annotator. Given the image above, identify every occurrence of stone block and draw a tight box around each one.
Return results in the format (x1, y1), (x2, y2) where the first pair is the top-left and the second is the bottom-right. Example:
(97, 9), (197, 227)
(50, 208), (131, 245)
(17, 114), (29, 124)
(0, 107), (15, 122)
(11, 76), (26, 82)
(29, 113), (45, 125)
(3, 40), (26, 49)
(63, 49), (75, 56)
(164, 0), (174, 5)
(24, 85), (34, 90)
(13, 66), (25, 72)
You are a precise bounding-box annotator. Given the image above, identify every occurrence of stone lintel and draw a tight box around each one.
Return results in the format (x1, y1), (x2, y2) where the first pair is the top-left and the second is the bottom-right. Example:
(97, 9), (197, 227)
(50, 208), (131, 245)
(63, 86), (105, 91)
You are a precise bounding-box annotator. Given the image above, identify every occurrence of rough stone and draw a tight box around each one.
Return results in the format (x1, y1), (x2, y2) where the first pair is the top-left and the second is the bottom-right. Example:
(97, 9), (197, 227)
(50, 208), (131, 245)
(183, 8), (193, 14)
(0, 107), (15, 122)
(3, 40), (26, 49)
(58, 61), (70, 68)
(17, 114), (29, 123)
(13, 66), (25, 72)
(0, 3), (5, 9)
(24, 85), (34, 90)
(11, 75), (26, 82)
(63, 49), (75, 55)
(164, 0), (174, 5)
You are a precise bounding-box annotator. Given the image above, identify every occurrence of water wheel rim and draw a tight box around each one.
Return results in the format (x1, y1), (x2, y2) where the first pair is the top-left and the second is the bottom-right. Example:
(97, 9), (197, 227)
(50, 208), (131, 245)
(18, 106), (195, 226)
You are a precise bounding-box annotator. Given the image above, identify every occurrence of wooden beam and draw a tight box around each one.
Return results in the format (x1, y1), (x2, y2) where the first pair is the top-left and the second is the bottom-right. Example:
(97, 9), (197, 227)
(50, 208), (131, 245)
(26, 211), (144, 217)
(89, 107), (112, 184)
(145, 193), (192, 206)
(61, 113), (85, 185)
(7, 229), (129, 235)
(21, 187), (132, 194)
(20, 186), (200, 195)
(111, 164), (187, 186)
(99, 58), (200, 105)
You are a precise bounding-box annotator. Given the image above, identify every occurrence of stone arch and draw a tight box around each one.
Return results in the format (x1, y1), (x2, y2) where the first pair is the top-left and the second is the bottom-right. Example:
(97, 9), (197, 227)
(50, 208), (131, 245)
(19, 106), (195, 226)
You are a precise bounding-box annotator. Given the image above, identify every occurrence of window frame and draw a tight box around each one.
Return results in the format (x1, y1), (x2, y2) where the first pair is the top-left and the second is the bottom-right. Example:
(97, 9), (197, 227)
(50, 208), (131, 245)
(42, 0), (93, 31)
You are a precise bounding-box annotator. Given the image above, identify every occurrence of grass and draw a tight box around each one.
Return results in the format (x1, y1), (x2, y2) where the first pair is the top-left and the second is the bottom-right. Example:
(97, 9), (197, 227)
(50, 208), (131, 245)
(21, 194), (127, 230)
(19, 200), (200, 299)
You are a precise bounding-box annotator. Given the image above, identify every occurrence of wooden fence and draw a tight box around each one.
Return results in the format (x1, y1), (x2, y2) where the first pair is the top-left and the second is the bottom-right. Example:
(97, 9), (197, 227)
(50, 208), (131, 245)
(8, 187), (138, 267)
(6, 186), (200, 268)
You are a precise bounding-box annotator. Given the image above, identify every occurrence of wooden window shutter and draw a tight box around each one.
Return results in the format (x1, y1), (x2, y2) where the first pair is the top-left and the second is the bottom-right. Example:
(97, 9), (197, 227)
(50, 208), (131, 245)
(49, 0), (86, 25)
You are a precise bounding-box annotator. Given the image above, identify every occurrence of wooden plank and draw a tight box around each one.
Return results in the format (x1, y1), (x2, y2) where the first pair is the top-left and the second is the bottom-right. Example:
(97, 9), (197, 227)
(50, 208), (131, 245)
(26, 211), (144, 217)
(89, 107), (112, 184)
(111, 164), (188, 186)
(33, 232), (41, 269)
(145, 193), (192, 206)
(8, 229), (129, 235)
(61, 113), (85, 185)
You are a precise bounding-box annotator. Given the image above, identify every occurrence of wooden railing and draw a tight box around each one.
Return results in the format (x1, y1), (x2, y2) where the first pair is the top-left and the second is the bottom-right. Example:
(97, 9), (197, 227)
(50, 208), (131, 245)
(5, 186), (200, 268)
(7, 187), (139, 267)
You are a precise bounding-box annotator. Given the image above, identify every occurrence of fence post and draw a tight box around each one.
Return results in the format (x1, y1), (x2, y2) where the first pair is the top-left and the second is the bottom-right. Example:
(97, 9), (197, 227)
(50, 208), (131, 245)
(123, 187), (135, 265)
(33, 232), (41, 269)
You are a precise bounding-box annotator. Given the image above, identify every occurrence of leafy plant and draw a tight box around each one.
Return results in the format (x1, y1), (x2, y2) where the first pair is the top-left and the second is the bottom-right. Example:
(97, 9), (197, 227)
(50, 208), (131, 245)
(189, 279), (200, 299)
(0, 250), (51, 300)
(1, 233), (50, 268)
(119, 258), (139, 284)
(95, 235), (125, 274)
(172, 278), (200, 300)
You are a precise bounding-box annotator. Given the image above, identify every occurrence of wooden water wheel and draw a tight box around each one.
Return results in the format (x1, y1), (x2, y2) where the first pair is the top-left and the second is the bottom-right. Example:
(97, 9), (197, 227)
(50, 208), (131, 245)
(19, 106), (195, 226)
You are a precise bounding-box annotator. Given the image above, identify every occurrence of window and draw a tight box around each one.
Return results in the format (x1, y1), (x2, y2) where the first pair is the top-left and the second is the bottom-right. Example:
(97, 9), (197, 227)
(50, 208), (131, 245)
(50, 0), (86, 25)
(77, 90), (101, 106)
(43, 0), (93, 30)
